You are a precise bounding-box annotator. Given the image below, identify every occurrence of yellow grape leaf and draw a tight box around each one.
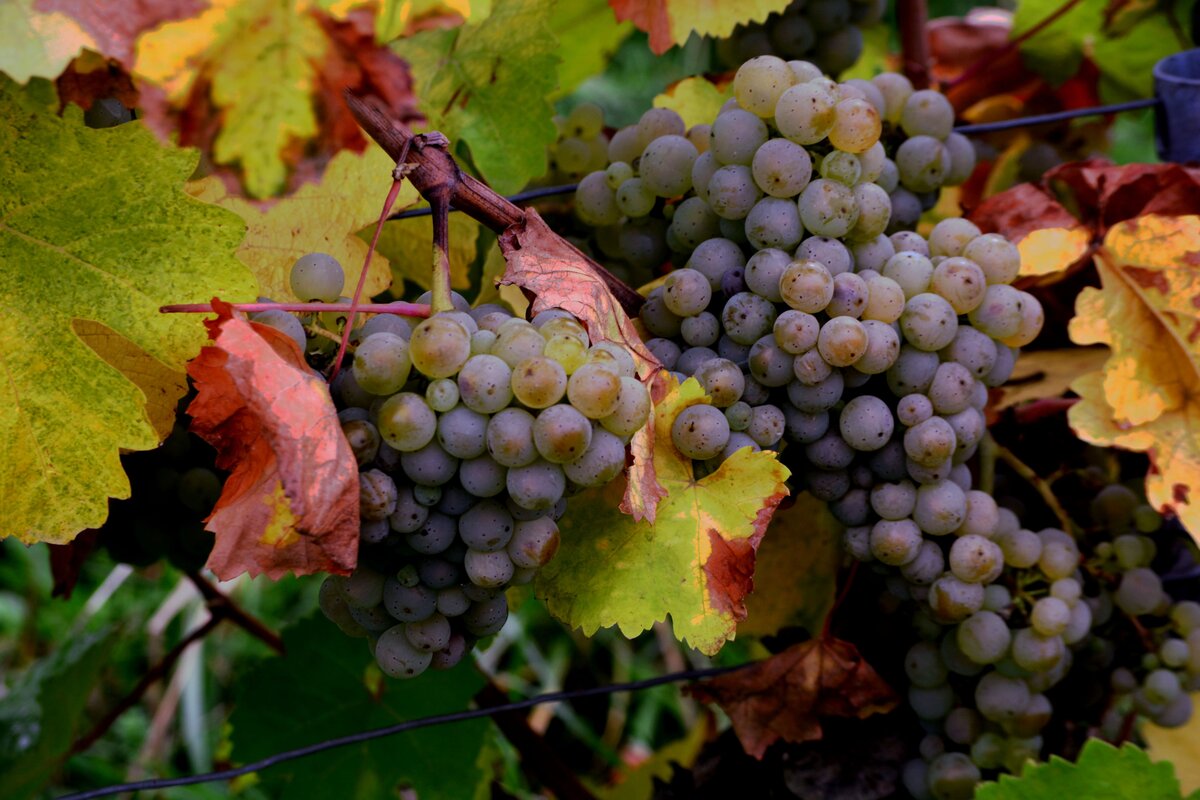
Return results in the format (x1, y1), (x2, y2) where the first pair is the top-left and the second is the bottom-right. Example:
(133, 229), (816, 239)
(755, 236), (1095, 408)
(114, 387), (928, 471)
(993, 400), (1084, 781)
(653, 76), (730, 130)
(135, 0), (326, 197)
(595, 720), (709, 800)
(1067, 215), (1200, 538)
(609, 0), (791, 55)
(740, 493), (842, 639)
(1145, 715), (1200, 796)
(0, 0), (94, 83)
(536, 375), (790, 655)
(372, 214), (478, 292)
(188, 144), (419, 301)
(992, 347), (1109, 412)
(1019, 226), (1092, 277)
(376, 0), (474, 42)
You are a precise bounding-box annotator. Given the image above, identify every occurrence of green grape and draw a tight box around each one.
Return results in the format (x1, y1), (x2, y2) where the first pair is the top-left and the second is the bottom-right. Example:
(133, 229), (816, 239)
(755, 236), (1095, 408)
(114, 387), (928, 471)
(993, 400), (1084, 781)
(670, 196), (721, 250)
(457, 354), (514, 414)
(574, 171), (621, 226)
(640, 135), (699, 197)
(900, 89), (955, 139)
(928, 361), (975, 415)
(564, 427), (626, 486)
(948, 534), (1002, 582)
(896, 135), (950, 193)
(819, 150), (862, 186)
(435, 405), (488, 459)
(492, 323), (547, 367)
(352, 332), (412, 395)
(538, 315), (588, 343)
(817, 316), (868, 366)
(929, 574), (984, 620)
(774, 82), (837, 145)
(671, 405), (731, 460)
(687, 123), (711, 152)
(744, 197), (803, 250)
(486, 408), (538, 467)
(967, 285), (1024, 340)
(377, 393), (437, 452)
(751, 137), (812, 198)
(359, 469), (398, 520)
(733, 55), (796, 118)
(779, 259), (834, 313)
(998, 291), (1044, 348)
(926, 752), (980, 800)
(409, 315), (471, 379)
(636, 107), (686, 149)
(787, 59), (823, 83)
(601, 376), (652, 437)
(749, 336), (794, 387)
(901, 293), (959, 351)
(929, 218), (982, 258)
(533, 404), (593, 463)
(943, 132), (976, 185)
(722, 291), (779, 344)
(798, 178), (859, 238)
(290, 252), (345, 302)
(848, 182), (891, 241)
(464, 549), (515, 588)
(555, 137), (593, 174)
(508, 517), (560, 568)
(423, 379), (457, 413)
(616, 178), (657, 218)
(774, 309), (820, 354)
(857, 140), (887, 182)
(1011, 628), (1065, 672)
(251, 308), (307, 353)
(691, 151), (719, 203)
(707, 164), (762, 219)
(663, 268), (713, 316)
(862, 273), (906, 322)
(608, 126), (641, 164)
(854, 318), (900, 374)
(796, 235), (853, 275)
(839, 395), (893, 451)
(605, 160), (633, 189)
(588, 342), (636, 378)
(341, 419), (380, 466)
(957, 610), (1011, 664)
(544, 334), (588, 374)
(827, 271), (869, 318)
(694, 357), (746, 407)
(680, 313), (719, 349)
(376, 625), (432, 678)
(566, 101), (604, 138)
(870, 519), (922, 565)
(567, 362), (622, 418)
(963, 233), (1020, 285)
(1115, 567), (1163, 615)
(512, 356), (567, 409)
(1031, 596), (1071, 637)
(872, 72), (913, 123)
(828, 98), (881, 153)
(709, 109), (769, 166)
(507, 459), (567, 510)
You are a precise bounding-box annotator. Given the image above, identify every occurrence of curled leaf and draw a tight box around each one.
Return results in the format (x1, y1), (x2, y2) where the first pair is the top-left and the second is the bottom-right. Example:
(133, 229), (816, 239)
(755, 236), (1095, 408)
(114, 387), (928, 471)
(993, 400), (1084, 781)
(187, 300), (359, 579)
(689, 637), (898, 759)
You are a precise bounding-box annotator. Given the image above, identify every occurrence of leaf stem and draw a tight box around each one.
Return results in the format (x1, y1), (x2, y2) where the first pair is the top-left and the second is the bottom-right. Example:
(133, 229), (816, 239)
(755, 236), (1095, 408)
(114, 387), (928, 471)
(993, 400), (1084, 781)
(161, 301), (430, 317)
(429, 186), (453, 314)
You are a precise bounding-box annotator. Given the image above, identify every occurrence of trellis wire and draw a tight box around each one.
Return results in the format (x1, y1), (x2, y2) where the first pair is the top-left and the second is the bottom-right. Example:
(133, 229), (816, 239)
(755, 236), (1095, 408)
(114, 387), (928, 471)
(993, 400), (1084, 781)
(385, 98), (1163, 221)
(56, 663), (744, 800)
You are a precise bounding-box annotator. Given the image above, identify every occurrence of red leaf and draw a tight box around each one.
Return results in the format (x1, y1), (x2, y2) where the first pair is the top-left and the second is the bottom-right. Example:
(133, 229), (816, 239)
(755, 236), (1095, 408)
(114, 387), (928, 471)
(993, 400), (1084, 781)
(968, 182), (1080, 242)
(186, 300), (359, 579)
(609, 0), (672, 55)
(56, 59), (139, 113)
(36, 0), (207, 68)
(689, 638), (898, 759)
(48, 529), (99, 599)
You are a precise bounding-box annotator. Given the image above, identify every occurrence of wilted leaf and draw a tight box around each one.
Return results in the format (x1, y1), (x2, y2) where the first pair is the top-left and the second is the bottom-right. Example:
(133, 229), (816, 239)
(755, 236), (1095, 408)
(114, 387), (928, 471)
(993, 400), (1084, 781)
(969, 182), (1082, 244)
(0, 628), (115, 800)
(36, 0), (205, 68)
(653, 76), (730, 130)
(609, 0), (790, 55)
(374, 214), (478, 292)
(739, 493), (841, 639)
(1067, 215), (1200, 539)
(975, 739), (1184, 800)
(187, 301), (359, 579)
(395, 0), (558, 194)
(688, 637), (897, 759)
(0, 77), (255, 544)
(231, 615), (489, 800)
(499, 210), (656, 375)
(0, 0), (94, 83)
(537, 376), (789, 654)
(622, 369), (672, 522)
(189, 144), (418, 302)
(992, 347), (1109, 412)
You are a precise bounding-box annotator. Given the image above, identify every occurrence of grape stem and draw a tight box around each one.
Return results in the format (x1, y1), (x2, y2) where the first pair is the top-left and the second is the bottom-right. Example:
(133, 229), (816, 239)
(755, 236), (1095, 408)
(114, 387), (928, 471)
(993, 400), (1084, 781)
(897, 0), (931, 89)
(992, 438), (1078, 535)
(342, 91), (646, 317)
(160, 301), (431, 317)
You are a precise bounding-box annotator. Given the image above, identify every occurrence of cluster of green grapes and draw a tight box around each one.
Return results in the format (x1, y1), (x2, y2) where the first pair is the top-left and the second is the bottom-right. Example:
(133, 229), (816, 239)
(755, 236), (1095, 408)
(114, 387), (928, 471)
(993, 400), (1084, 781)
(540, 103), (611, 185)
(97, 418), (219, 572)
(254, 254), (650, 679)
(889, 480), (1200, 800)
(573, 55), (975, 289)
(714, 0), (889, 76)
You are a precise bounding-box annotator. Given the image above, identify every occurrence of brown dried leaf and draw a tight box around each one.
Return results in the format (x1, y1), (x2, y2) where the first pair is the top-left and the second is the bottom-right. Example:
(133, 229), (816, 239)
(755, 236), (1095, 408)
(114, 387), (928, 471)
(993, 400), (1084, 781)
(689, 637), (897, 759)
(186, 299), (358, 579)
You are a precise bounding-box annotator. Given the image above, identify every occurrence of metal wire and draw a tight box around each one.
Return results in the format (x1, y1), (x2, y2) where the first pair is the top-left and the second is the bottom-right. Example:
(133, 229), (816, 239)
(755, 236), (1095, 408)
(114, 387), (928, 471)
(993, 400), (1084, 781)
(389, 183), (581, 220)
(56, 663), (744, 800)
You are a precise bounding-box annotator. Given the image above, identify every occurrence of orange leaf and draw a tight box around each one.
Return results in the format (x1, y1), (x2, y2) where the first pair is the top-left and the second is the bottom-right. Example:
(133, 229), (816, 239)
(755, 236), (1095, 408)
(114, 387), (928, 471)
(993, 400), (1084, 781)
(497, 210), (666, 520)
(689, 637), (898, 759)
(187, 299), (359, 579)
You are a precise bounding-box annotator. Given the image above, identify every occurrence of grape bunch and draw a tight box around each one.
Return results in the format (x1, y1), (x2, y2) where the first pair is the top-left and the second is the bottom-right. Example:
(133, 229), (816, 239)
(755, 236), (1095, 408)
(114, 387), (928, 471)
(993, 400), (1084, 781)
(573, 55), (974, 289)
(714, 0), (890, 77)
(268, 254), (650, 679)
(540, 102), (611, 186)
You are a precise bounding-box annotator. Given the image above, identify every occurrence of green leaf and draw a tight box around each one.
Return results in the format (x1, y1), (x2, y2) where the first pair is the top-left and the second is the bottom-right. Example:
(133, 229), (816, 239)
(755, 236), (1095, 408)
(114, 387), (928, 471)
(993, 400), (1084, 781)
(537, 376), (790, 655)
(0, 0), (93, 84)
(230, 614), (490, 800)
(0, 76), (256, 544)
(549, 0), (632, 99)
(395, 0), (559, 194)
(0, 628), (116, 800)
(975, 739), (1185, 800)
(371, 214), (480, 292)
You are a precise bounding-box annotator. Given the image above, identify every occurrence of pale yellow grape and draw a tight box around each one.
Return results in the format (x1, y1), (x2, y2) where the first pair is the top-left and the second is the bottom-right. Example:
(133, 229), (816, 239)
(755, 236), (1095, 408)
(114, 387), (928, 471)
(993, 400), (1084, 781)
(544, 334), (588, 374)
(817, 316), (869, 367)
(601, 376), (652, 437)
(862, 274), (906, 323)
(567, 362), (622, 418)
(511, 356), (567, 409)
(779, 259), (835, 313)
(775, 82), (837, 145)
(377, 393), (437, 452)
(733, 55), (797, 118)
(931, 257), (987, 314)
(828, 98), (882, 154)
(409, 315), (471, 379)
(492, 324), (546, 367)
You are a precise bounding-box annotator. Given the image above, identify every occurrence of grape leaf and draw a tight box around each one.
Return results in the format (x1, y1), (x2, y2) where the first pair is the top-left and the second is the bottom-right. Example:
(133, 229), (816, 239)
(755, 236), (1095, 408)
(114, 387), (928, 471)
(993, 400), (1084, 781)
(0, 628), (116, 800)
(609, 0), (790, 55)
(230, 615), (489, 800)
(187, 144), (418, 302)
(1146, 715), (1200, 797)
(739, 493), (841, 639)
(375, 0), (473, 43)
(0, 77), (255, 544)
(975, 739), (1184, 799)
(36, 0), (205, 69)
(395, 0), (558, 195)
(688, 636), (897, 759)
(991, 346), (1109, 413)
(1068, 215), (1200, 540)
(653, 76), (730, 130)
(595, 719), (709, 800)
(372, 214), (478, 293)
(550, 0), (633, 99)
(0, 0), (94, 83)
(187, 301), (359, 579)
(536, 375), (790, 654)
